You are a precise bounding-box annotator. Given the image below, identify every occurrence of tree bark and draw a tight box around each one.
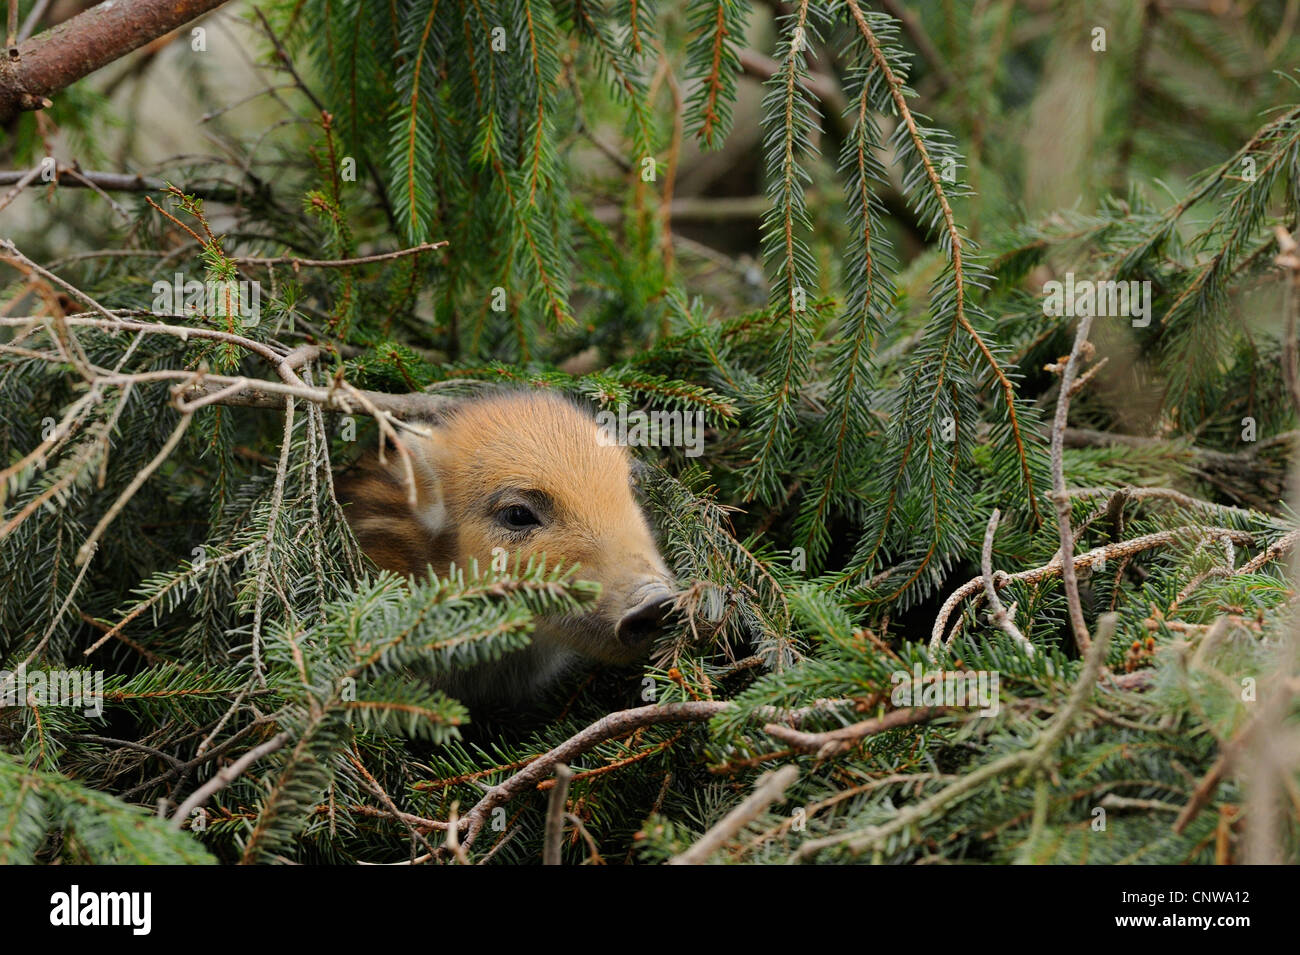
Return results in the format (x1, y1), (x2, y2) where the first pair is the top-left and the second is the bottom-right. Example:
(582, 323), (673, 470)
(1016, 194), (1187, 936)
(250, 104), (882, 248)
(0, 0), (230, 123)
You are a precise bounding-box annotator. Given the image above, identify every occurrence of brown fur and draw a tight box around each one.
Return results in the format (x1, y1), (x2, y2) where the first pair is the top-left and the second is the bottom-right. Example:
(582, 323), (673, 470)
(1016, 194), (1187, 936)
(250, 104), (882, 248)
(336, 390), (675, 698)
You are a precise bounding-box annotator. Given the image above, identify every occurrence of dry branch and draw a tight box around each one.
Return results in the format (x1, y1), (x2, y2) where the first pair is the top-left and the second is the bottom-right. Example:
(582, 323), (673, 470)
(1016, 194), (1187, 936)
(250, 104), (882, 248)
(0, 167), (258, 205)
(542, 764), (573, 866)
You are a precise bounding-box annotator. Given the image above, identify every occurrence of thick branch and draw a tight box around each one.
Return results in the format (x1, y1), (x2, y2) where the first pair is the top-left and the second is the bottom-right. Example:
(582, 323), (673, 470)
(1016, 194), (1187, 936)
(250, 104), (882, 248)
(0, 0), (230, 122)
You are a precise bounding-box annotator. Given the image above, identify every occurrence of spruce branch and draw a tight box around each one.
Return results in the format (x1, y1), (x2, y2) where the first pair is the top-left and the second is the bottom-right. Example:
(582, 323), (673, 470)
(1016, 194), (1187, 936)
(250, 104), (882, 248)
(845, 0), (1039, 523)
(248, 399), (294, 682)
(74, 409), (194, 566)
(686, 3), (749, 148)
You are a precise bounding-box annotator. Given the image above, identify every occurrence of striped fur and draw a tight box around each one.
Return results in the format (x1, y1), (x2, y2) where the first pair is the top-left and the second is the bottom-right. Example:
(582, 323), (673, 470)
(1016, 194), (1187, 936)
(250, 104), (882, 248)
(336, 391), (675, 700)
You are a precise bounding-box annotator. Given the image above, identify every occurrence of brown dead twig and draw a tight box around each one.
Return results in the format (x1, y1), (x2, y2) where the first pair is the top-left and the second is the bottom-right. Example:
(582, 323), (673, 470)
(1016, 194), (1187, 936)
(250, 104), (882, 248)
(0, 168), (248, 206)
(433, 665), (1157, 862)
(0, 244), (449, 496)
(542, 764), (573, 866)
(453, 702), (730, 854)
(168, 731), (290, 830)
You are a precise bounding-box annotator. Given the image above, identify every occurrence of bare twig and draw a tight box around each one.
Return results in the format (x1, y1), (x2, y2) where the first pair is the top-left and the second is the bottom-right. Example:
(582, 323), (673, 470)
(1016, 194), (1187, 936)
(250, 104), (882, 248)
(16, 0), (48, 44)
(0, 168), (254, 204)
(0, 313), (460, 429)
(443, 803), (470, 865)
(0, 163), (42, 215)
(763, 706), (951, 757)
(669, 765), (799, 865)
(71, 734), (184, 769)
(235, 240), (447, 270)
(55, 164), (131, 219)
(457, 702), (729, 851)
(542, 763), (573, 865)
(348, 747), (436, 858)
(169, 731), (290, 829)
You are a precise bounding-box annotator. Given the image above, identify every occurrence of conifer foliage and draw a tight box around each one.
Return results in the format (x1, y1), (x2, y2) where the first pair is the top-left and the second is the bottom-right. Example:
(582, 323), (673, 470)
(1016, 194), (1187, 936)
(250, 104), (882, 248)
(1, 0), (1299, 864)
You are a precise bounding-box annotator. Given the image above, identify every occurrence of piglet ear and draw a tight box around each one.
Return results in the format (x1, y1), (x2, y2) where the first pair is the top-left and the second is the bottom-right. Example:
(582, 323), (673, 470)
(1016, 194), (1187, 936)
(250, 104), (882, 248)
(627, 453), (651, 486)
(336, 427), (449, 578)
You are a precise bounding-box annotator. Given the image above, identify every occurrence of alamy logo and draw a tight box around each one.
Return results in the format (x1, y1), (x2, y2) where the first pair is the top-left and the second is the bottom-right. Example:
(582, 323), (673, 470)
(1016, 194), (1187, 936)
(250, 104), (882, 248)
(49, 885), (151, 935)
(890, 663), (1000, 717)
(152, 273), (261, 324)
(0, 665), (104, 718)
(1041, 272), (1151, 327)
(595, 404), (705, 458)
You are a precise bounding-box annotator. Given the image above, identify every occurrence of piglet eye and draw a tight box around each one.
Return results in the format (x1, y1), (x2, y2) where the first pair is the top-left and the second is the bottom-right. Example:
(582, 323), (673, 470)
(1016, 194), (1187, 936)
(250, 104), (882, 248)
(499, 504), (541, 530)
